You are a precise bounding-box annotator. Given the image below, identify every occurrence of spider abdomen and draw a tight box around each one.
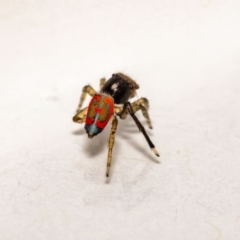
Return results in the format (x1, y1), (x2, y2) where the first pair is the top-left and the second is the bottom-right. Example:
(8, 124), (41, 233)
(85, 94), (114, 138)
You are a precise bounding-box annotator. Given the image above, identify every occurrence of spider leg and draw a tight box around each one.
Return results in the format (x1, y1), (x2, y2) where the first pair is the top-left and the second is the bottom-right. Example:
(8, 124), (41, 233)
(124, 102), (160, 157)
(75, 85), (97, 113)
(117, 98), (152, 129)
(106, 115), (118, 177)
(114, 106), (123, 116)
(72, 107), (88, 123)
(100, 78), (106, 90)
(131, 98), (153, 129)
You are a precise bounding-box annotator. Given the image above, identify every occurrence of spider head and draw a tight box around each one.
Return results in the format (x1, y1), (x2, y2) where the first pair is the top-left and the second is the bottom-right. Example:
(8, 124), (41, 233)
(101, 73), (139, 104)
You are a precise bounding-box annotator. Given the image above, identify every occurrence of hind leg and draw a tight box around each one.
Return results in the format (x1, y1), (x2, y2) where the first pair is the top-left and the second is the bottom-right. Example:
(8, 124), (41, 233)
(75, 85), (97, 113)
(106, 116), (118, 177)
(75, 77), (106, 113)
(100, 78), (106, 90)
(73, 107), (88, 123)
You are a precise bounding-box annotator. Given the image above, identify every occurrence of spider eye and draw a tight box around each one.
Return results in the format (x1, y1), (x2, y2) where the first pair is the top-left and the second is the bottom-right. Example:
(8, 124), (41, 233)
(129, 85), (133, 89)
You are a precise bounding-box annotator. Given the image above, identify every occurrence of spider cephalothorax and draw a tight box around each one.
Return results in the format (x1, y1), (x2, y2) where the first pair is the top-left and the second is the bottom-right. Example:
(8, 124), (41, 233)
(101, 73), (139, 103)
(73, 73), (159, 177)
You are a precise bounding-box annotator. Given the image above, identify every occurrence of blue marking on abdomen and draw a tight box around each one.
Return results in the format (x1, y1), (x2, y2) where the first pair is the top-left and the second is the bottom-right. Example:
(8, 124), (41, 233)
(84, 101), (104, 134)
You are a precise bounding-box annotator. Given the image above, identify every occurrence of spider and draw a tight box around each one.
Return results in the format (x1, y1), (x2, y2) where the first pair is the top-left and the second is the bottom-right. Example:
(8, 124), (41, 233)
(72, 73), (159, 177)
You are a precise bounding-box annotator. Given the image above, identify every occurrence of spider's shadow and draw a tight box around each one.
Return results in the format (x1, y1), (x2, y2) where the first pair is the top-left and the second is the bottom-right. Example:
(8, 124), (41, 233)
(72, 116), (159, 164)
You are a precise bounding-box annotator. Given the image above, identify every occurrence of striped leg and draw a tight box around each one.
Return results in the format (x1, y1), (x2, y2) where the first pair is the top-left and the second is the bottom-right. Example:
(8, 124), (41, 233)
(131, 98), (152, 129)
(106, 116), (118, 177)
(100, 78), (106, 90)
(72, 107), (88, 123)
(75, 85), (97, 114)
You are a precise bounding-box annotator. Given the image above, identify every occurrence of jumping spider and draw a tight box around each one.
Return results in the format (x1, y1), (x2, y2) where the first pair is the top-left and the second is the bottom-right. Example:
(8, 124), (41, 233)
(73, 73), (159, 177)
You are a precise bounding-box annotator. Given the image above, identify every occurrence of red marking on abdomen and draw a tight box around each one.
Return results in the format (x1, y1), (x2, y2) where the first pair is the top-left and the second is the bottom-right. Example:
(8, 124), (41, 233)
(85, 94), (114, 131)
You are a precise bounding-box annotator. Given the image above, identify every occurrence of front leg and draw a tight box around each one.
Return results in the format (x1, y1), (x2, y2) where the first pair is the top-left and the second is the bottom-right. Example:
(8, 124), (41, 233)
(117, 98), (153, 129)
(131, 98), (152, 129)
(124, 102), (159, 157)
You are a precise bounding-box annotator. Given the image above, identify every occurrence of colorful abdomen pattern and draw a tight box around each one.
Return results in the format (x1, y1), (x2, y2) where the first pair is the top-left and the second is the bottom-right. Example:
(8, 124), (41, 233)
(85, 94), (114, 136)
